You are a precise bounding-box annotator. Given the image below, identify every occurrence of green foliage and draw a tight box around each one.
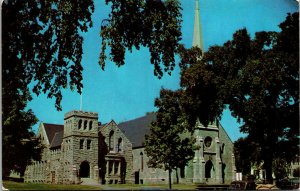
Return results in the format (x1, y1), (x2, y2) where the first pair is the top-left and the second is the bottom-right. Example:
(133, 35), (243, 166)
(234, 138), (261, 175)
(179, 45), (224, 127)
(100, 0), (182, 78)
(2, 92), (43, 176)
(144, 89), (194, 189)
(3, 0), (94, 110)
(179, 12), (299, 182)
(2, 0), (94, 176)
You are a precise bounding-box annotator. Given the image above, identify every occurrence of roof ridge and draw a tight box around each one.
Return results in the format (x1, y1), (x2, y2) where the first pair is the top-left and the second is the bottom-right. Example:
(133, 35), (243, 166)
(98, 120), (117, 131)
(118, 112), (156, 125)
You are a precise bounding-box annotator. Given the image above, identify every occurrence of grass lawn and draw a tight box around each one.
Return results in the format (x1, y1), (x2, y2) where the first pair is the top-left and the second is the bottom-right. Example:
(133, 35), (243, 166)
(107, 183), (198, 190)
(3, 181), (206, 190)
(3, 181), (102, 190)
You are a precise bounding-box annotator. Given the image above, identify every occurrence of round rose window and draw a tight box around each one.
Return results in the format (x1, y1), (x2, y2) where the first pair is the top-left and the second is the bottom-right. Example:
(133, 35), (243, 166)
(204, 136), (212, 148)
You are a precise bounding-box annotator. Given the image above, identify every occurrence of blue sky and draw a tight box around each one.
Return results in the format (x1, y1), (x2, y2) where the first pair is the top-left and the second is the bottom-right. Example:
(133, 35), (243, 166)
(27, 0), (298, 142)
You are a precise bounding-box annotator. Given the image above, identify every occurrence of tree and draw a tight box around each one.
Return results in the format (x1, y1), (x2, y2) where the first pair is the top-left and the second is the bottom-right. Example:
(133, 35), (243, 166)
(2, 88), (43, 177)
(3, 0), (95, 110)
(179, 12), (299, 183)
(144, 89), (194, 189)
(99, 0), (182, 78)
(3, 0), (183, 177)
(178, 45), (224, 128)
(234, 138), (261, 176)
(2, 0), (95, 177)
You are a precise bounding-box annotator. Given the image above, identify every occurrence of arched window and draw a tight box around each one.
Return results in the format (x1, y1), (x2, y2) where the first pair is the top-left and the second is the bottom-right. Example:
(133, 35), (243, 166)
(140, 152), (144, 172)
(109, 131), (114, 151)
(89, 121), (93, 130)
(221, 143), (225, 154)
(117, 138), (122, 152)
(78, 119), (82, 129)
(204, 136), (212, 148)
(83, 120), (87, 130)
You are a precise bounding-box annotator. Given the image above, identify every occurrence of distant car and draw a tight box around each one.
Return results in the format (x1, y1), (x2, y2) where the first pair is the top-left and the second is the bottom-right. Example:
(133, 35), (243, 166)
(276, 178), (300, 190)
(229, 180), (257, 190)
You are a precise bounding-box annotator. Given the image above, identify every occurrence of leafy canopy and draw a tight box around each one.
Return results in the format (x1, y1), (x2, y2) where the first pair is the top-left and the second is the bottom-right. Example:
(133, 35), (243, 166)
(179, 12), (299, 182)
(145, 89), (194, 189)
(2, 0), (94, 176)
(3, 0), (95, 110)
(100, 0), (182, 78)
(3, 0), (184, 176)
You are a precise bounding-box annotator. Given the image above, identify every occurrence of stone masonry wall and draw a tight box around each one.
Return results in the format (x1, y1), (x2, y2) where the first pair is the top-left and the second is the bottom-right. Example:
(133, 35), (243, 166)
(99, 121), (134, 184)
(64, 111), (99, 182)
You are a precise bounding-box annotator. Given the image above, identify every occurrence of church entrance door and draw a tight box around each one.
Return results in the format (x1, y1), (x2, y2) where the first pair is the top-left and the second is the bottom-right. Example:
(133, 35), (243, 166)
(205, 160), (213, 178)
(134, 171), (139, 184)
(80, 161), (90, 178)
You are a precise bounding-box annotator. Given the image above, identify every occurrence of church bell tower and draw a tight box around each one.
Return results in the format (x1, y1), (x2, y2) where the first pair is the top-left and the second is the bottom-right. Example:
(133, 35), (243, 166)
(191, 0), (223, 184)
(63, 110), (99, 182)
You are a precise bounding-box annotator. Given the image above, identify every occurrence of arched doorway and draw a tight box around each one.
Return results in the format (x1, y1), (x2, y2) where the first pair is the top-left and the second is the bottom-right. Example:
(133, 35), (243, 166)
(80, 161), (90, 178)
(205, 160), (213, 178)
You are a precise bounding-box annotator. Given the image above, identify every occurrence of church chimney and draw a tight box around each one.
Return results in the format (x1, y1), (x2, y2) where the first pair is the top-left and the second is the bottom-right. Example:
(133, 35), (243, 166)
(192, 0), (204, 51)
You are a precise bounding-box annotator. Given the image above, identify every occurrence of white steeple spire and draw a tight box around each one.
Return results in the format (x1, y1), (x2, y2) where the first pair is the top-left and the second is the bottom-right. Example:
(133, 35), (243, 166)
(192, 0), (204, 51)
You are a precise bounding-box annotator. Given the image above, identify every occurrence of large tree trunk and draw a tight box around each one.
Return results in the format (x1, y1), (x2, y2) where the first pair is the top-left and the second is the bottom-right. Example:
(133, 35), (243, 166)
(264, 157), (273, 184)
(169, 169), (172, 190)
(264, 136), (274, 184)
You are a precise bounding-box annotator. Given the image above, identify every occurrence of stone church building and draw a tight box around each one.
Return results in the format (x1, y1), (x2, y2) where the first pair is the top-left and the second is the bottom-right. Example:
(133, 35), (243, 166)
(24, 110), (236, 184)
(24, 0), (236, 185)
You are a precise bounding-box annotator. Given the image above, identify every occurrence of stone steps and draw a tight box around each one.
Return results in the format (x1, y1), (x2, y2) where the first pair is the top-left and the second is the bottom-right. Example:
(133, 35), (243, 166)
(80, 178), (99, 185)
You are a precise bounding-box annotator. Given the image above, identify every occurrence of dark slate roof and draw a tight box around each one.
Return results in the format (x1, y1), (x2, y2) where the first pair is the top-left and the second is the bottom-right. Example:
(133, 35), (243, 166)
(43, 123), (64, 144)
(118, 112), (156, 148)
(50, 131), (64, 149)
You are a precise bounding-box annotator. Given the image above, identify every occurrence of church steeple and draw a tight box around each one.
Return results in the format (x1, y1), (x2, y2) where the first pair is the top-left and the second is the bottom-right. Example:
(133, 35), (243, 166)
(192, 0), (204, 51)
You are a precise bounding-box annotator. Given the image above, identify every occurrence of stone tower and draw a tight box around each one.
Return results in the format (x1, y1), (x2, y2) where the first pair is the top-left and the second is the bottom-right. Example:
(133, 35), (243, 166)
(192, 120), (224, 184)
(63, 110), (99, 183)
(191, 0), (232, 184)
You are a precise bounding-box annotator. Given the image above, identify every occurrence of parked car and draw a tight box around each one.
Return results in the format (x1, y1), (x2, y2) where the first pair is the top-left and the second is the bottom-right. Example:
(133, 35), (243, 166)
(276, 178), (300, 190)
(229, 180), (257, 190)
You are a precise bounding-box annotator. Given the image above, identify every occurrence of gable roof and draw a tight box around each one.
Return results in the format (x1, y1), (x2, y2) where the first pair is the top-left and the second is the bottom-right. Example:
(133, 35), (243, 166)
(99, 120), (116, 130)
(50, 131), (64, 149)
(43, 123), (64, 144)
(118, 112), (156, 148)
